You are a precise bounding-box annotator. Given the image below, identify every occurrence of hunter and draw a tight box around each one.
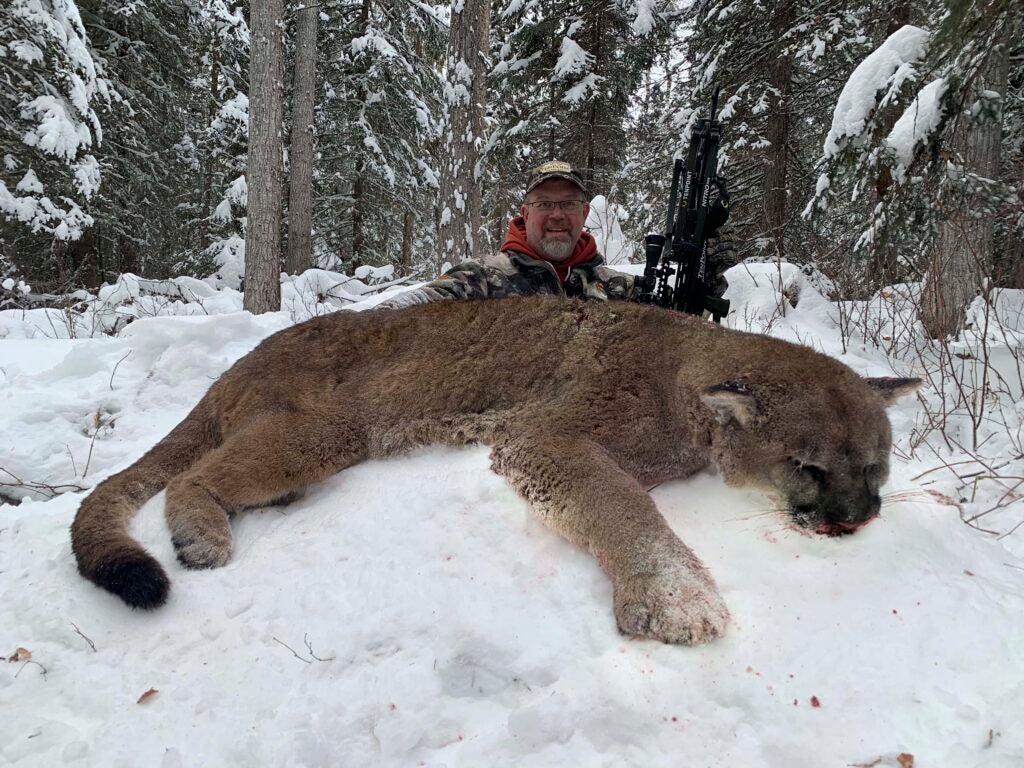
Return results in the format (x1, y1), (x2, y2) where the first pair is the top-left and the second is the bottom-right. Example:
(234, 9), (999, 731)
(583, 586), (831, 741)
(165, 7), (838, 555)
(378, 160), (732, 309)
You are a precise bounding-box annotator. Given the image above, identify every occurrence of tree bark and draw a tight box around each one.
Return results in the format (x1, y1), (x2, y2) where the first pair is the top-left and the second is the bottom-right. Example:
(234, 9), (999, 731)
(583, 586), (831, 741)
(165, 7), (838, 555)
(401, 210), (413, 275)
(583, 9), (603, 195)
(436, 0), (491, 267)
(244, 0), (284, 314)
(285, 0), (318, 275)
(352, 161), (365, 267)
(350, 0), (372, 269)
(760, 0), (795, 263)
(53, 227), (99, 289)
(201, 37), (221, 247)
(921, 36), (1010, 338)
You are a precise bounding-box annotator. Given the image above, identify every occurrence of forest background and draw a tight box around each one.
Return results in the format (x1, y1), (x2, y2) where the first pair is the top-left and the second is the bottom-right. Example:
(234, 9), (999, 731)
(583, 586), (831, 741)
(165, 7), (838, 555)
(0, 0), (1021, 341)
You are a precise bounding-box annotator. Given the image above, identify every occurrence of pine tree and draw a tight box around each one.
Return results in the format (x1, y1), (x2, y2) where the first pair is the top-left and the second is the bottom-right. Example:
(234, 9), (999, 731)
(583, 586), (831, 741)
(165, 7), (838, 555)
(286, 0), (319, 275)
(804, 0), (1023, 334)
(0, 0), (108, 283)
(485, 0), (667, 250)
(436, 0), (491, 265)
(920, 0), (1016, 337)
(314, 0), (445, 273)
(245, 0), (285, 313)
(683, 0), (874, 270)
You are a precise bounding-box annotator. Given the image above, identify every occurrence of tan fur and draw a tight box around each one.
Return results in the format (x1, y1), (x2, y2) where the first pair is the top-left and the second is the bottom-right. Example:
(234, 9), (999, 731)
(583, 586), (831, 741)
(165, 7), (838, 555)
(71, 297), (918, 644)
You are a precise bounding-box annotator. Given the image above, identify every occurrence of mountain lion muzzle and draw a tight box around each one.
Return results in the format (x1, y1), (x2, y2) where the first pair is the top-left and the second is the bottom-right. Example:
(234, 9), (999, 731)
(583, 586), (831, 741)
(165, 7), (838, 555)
(70, 297), (919, 645)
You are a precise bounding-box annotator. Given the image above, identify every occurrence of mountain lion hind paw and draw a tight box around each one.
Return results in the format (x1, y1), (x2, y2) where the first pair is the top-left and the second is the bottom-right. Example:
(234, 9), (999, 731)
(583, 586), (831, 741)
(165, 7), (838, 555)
(171, 531), (232, 570)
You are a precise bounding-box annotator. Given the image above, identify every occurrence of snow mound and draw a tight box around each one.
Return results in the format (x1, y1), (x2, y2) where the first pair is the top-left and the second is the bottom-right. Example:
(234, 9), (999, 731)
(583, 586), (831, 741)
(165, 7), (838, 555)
(2, 283), (1023, 766)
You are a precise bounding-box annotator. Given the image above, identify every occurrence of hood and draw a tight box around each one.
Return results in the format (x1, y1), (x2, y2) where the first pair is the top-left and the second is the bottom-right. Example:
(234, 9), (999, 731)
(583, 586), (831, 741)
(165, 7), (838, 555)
(500, 216), (598, 283)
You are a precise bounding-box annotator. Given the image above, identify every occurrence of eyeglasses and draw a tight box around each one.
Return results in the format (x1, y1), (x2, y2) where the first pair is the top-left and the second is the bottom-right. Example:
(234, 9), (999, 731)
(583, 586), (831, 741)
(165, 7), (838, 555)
(525, 200), (585, 213)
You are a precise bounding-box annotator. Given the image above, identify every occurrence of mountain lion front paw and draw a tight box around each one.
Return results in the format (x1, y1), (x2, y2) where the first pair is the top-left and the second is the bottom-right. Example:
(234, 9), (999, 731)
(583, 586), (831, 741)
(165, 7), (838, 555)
(613, 567), (730, 645)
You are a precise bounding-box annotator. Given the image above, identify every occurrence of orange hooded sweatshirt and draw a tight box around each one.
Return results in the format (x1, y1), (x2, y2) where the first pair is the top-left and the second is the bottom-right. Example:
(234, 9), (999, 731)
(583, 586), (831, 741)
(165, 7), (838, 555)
(500, 216), (598, 284)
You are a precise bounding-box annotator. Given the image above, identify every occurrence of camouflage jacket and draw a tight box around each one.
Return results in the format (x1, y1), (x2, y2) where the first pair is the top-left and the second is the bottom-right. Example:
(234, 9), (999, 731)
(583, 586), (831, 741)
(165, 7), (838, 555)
(378, 249), (637, 310)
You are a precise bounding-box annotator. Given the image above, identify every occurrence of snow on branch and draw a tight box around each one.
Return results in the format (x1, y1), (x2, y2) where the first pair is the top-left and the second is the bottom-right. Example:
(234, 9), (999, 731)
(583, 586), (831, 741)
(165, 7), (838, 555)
(884, 78), (948, 172)
(618, 0), (661, 36)
(552, 36), (594, 80)
(1, 0), (109, 239)
(553, 36), (602, 105)
(822, 25), (930, 162)
(804, 25), (944, 222)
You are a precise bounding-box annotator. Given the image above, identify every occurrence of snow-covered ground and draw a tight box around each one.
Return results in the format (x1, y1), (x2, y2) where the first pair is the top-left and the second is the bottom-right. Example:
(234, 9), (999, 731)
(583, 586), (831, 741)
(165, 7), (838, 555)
(2, 265), (1023, 767)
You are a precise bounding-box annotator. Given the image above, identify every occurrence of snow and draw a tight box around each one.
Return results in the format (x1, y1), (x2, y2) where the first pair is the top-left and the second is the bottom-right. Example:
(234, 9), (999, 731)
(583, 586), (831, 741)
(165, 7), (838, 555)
(552, 36), (593, 80)
(627, 0), (659, 35)
(72, 154), (101, 198)
(213, 94), (249, 131)
(3, 273), (1024, 766)
(19, 95), (94, 163)
(351, 29), (399, 59)
(885, 78), (948, 171)
(586, 195), (632, 265)
(15, 169), (44, 195)
(10, 39), (44, 64)
(207, 233), (246, 290)
(563, 72), (602, 105)
(823, 25), (930, 160)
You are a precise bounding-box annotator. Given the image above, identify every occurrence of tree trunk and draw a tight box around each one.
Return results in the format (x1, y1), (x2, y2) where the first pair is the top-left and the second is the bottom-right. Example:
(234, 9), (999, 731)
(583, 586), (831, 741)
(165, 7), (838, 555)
(583, 9), (603, 195)
(760, 0), (795, 264)
(547, 36), (558, 161)
(201, 38), (221, 247)
(286, 0), (318, 275)
(244, 0), (284, 314)
(997, 156), (1024, 287)
(401, 210), (413, 275)
(352, 161), (365, 267)
(921, 37), (1010, 338)
(436, 0), (491, 267)
(350, 0), (372, 270)
(53, 227), (99, 289)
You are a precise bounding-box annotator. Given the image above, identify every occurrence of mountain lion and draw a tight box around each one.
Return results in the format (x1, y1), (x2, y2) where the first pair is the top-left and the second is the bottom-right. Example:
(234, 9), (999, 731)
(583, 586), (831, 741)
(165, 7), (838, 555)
(71, 297), (919, 645)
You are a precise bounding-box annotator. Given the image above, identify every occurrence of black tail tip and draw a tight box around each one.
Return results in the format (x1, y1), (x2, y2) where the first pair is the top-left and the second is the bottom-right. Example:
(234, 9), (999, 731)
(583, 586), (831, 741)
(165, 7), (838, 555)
(92, 552), (170, 609)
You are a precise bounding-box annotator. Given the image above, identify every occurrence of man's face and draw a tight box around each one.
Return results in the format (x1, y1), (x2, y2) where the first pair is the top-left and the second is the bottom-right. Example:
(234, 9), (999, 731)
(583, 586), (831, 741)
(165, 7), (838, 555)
(520, 179), (590, 263)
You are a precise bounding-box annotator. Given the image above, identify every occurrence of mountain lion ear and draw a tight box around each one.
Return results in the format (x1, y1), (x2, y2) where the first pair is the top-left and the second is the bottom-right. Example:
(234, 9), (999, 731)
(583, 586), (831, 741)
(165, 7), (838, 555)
(701, 381), (757, 427)
(863, 377), (923, 405)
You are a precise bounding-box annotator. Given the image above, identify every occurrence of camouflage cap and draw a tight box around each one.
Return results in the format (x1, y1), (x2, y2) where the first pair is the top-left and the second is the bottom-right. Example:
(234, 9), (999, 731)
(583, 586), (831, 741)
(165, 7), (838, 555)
(525, 160), (587, 196)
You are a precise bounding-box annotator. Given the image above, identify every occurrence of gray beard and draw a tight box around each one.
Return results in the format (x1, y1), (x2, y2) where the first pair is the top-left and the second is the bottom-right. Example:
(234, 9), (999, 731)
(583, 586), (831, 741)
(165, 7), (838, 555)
(538, 237), (573, 261)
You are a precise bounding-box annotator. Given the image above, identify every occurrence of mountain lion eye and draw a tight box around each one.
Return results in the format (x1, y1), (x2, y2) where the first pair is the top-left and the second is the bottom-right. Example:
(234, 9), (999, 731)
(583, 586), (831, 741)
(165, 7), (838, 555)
(790, 458), (826, 485)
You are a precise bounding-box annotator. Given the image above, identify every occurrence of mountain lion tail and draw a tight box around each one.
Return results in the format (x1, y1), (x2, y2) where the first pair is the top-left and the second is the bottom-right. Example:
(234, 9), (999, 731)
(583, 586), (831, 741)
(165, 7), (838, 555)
(71, 393), (220, 609)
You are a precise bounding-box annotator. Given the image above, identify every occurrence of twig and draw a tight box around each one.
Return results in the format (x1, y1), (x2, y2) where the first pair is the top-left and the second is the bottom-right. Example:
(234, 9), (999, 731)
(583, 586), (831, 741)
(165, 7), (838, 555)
(14, 660), (47, 679)
(71, 622), (97, 652)
(83, 418), (103, 479)
(273, 635), (334, 663)
(910, 458), (995, 482)
(273, 637), (312, 664)
(303, 633), (335, 662)
(109, 351), (131, 390)
(66, 444), (78, 477)
(0, 466), (86, 499)
(998, 518), (1024, 539)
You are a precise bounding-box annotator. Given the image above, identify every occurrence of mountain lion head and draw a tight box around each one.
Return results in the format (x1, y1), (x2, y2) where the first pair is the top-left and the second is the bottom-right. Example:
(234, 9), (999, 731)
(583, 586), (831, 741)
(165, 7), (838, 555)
(701, 374), (920, 536)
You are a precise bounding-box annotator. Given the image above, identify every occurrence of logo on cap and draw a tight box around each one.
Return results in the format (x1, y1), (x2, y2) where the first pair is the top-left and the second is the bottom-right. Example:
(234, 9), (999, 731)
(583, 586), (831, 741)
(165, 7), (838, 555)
(526, 160), (587, 195)
(536, 161), (573, 175)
